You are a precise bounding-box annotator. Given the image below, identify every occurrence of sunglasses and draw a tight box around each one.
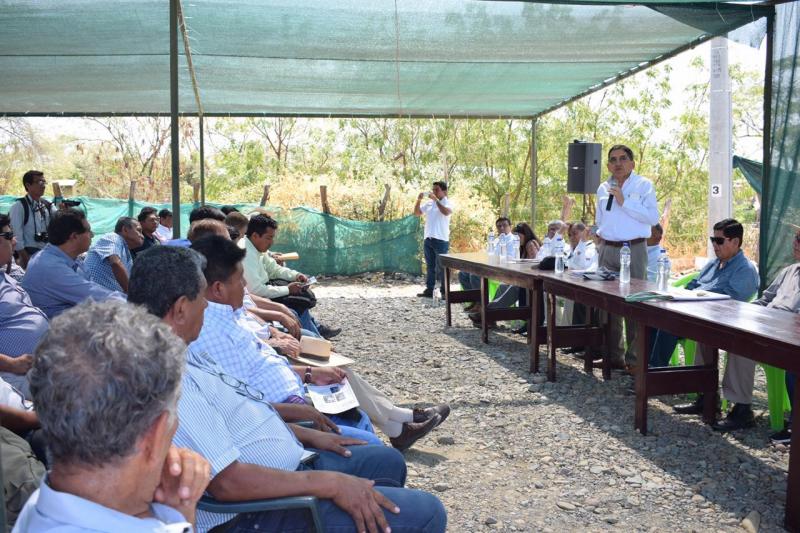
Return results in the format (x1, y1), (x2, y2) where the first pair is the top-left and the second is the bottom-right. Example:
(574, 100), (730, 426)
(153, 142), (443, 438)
(0, 231), (13, 241)
(709, 236), (730, 245)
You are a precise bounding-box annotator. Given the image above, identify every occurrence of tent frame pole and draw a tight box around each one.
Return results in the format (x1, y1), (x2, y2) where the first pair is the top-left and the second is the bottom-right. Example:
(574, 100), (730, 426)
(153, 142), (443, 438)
(169, 0), (181, 237)
(200, 116), (206, 205)
(759, 7), (775, 292)
(530, 118), (538, 228)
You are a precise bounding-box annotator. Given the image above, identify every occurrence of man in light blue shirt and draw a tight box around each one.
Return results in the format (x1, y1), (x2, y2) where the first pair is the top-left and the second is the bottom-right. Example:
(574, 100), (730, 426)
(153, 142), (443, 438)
(22, 209), (125, 318)
(649, 219), (759, 370)
(14, 300), (210, 533)
(0, 212), (49, 398)
(127, 246), (447, 533)
(83, 216), (143, 293)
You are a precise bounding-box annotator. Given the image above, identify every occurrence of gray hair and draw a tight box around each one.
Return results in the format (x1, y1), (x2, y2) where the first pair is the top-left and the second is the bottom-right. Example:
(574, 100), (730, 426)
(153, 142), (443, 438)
(114, 216), (138, 234)
(128, 246), (207, 318)
(547, 219), (564, 228)
(30, 300), (185, 466)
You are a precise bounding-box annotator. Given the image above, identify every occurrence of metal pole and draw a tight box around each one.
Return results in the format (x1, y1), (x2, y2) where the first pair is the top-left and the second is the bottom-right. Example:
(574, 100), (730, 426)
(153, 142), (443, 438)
(708, 36), (734, 258)
(199, 116), (206, 205)
(530, 118), (538, 227)
(169, 0), (181, 237)
(759, 9), (775, 292)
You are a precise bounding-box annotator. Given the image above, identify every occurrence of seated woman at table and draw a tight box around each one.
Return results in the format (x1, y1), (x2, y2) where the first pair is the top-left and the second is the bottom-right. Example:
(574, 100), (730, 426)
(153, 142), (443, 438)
(468, 222), (541, 327)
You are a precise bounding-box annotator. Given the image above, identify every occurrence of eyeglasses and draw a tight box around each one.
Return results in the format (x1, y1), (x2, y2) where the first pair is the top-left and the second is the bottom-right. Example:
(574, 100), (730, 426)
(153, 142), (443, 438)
(0, 231), (13, 241)
(709, 236), (730, 245)
(218, 372), (265, 402)
(608, 156), (630, 164)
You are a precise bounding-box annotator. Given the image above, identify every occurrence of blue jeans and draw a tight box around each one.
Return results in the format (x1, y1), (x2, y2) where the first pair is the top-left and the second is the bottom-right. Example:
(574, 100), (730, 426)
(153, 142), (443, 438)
(293, 309), (321, 337)
(424, 238), (449, 291)
(458, 271), (480, 291)
(227, 446), (447, 533)
(332, 409), (383, 446)
(649, 329), (680, 368)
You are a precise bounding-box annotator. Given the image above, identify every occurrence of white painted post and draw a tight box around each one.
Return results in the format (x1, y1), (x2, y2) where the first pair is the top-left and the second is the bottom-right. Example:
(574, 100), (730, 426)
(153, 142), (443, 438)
(708, 36), (734, 258)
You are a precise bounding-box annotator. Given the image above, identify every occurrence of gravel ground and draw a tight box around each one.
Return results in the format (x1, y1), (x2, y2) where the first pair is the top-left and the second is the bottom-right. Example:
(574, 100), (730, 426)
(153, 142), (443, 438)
(313, 275), (791, 533)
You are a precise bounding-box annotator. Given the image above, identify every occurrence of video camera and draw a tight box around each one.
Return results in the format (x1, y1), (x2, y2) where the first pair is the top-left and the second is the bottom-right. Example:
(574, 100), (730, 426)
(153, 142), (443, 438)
(53, 196), (82, 208)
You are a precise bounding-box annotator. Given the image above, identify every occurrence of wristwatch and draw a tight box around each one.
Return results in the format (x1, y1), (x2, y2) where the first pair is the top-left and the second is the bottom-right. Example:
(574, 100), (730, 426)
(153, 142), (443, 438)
(304, 366), (313, 384)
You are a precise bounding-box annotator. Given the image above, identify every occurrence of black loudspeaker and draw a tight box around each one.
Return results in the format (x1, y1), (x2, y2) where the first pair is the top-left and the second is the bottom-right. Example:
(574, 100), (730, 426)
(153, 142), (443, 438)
(567, 141), (602, 194)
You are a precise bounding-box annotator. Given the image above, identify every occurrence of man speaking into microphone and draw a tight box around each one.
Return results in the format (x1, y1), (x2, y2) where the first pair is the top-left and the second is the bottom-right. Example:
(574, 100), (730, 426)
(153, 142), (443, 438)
(595, 145), (659, 370)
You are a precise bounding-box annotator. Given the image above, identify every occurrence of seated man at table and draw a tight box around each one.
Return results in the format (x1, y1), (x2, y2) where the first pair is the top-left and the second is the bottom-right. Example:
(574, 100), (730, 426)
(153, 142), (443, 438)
(15, 300), (211, 532)
(648, 219), (759, 409)
(459, 217), (512, 295)
(712, 225), (800, 432)
(127, 245), (448, 533)
(83, 216), (144, 293)
(22, 208), (126, 319)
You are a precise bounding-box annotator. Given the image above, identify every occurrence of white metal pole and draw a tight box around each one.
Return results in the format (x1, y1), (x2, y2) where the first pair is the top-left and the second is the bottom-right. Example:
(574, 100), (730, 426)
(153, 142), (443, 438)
(708, 36), (734, 258)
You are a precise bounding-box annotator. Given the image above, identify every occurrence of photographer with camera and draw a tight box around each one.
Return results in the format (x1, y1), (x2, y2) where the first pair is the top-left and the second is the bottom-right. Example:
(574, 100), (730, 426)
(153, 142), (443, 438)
(8, 171), (57, 269)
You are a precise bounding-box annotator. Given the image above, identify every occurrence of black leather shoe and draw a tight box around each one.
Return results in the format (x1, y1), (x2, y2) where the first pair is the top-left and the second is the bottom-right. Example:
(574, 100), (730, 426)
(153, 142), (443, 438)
(673, 395), (705, 415)
(389, 414), (441, 452)
(417, 289), (433, 298)
(317, 324), (341, 340)
(712, 403), (755, 432)
(413, 404), (451, 427)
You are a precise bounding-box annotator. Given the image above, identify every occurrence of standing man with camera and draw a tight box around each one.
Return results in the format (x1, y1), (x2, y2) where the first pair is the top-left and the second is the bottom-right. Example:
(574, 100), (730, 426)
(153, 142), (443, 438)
(8, 170), (57, 269)
(595, 145), (659, 370)
(413, 181), (454, 298)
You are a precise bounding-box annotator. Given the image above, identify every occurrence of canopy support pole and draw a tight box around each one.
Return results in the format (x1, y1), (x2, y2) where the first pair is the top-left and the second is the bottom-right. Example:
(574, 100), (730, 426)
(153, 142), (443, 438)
(530, 118), (538, 228)
(200, 116), (206, 205)
(759, 8), (775, 292)
(169, 0), (180, 237)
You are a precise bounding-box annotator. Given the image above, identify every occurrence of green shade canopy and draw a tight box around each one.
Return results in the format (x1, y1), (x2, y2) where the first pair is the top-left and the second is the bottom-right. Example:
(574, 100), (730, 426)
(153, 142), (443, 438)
(0, 0), (767, 118)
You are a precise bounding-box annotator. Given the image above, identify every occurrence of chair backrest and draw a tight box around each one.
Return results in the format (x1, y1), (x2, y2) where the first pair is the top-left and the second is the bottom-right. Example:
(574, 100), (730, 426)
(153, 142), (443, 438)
(671, 271), (699, 288)
(197, 495), (323, 532)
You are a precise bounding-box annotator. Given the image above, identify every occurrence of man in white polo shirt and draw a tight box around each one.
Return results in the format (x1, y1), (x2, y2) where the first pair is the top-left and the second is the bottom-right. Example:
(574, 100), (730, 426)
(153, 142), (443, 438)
(413, 181), (454, 298)
(595, 145), (659, 369)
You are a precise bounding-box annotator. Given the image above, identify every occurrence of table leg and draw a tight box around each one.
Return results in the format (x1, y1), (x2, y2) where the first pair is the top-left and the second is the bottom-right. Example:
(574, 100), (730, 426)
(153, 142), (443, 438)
(785, 374), (800, 531)
(546, 291), (557, 382)
(700, 344), (719, 426)
(444, 266), (452, 327)
(599, 308), (611, 381)
(480, 276), (489, 344)
(634, 323), (650, 435)
(526, 288), (533, 346)
(530, 283), (542, 374)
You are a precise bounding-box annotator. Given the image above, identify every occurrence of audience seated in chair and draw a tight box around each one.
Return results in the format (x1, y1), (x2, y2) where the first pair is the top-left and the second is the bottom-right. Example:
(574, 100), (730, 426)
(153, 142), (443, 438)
(0, 213), (49, 398)
(130, 206), (162, 257)
(83, 216), (144, 293)
(14, 300), (211, 532)
(22, 208), (125, 319)
(127, 245), (448, 533)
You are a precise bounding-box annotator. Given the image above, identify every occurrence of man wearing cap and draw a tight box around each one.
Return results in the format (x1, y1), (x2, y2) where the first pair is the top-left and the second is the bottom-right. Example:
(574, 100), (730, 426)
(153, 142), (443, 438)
(595, 145), (659, 369)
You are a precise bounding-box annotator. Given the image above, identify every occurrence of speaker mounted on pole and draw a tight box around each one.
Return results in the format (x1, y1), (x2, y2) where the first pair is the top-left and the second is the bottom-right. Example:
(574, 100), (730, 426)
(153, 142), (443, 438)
(567, 140), (602, 194)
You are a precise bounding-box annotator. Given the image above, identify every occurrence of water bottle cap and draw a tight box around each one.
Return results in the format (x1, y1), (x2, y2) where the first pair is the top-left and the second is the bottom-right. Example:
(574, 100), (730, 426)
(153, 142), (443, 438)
(660, 248), (666, 253)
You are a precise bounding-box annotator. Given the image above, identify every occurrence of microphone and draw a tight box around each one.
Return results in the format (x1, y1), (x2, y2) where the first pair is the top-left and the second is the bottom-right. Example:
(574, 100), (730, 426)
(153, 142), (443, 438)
(605, 178), (617, 211)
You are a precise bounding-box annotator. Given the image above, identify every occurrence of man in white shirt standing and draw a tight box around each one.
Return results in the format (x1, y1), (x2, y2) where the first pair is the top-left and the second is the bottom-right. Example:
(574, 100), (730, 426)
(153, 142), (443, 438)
(595, 145), (659, 369)
(413, 181), (454, 298)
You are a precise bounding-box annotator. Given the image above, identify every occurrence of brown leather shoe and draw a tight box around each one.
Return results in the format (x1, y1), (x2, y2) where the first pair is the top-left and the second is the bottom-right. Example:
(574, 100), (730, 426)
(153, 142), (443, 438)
(389, 414), (441, 452)
(413, 404), (451, 427)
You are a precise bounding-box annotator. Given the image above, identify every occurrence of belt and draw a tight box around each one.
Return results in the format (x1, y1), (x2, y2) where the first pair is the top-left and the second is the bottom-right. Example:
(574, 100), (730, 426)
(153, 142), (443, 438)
(602, 238), (646, 247)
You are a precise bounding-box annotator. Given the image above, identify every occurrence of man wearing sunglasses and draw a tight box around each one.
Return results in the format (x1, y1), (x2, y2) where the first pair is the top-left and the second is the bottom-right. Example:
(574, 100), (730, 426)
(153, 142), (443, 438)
(0, 213), (50, 400)
(649, 219), (760, 424)
(595, 145), (660, 371)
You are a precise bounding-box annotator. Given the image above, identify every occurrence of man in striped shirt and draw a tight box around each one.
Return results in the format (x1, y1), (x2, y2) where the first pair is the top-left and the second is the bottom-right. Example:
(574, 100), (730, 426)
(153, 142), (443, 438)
(128, 246), (447, 533)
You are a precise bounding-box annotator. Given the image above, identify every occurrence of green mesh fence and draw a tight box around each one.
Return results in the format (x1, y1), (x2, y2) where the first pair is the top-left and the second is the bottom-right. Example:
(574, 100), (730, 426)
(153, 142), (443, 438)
(762, 2), (800, 289)
(0, 196), (422, 276)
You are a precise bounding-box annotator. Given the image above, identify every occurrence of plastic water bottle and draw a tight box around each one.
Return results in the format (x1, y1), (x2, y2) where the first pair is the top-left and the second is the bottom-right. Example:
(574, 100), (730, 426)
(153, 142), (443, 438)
(498, 240), (508, 263)
(619, 242), (631, 284)
(656, 248), (670, 291)
(511, 234), (520, 260)
(542, 236), (552, 257)
(432, 281), (441, 306)
(554, 236), (565, 273)
(487, 230), (495, 255)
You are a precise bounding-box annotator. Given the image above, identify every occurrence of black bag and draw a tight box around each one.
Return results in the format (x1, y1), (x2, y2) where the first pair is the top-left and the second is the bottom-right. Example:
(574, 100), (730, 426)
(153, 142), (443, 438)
(270, 279), (317, 312)
(538, 256), (564, 271)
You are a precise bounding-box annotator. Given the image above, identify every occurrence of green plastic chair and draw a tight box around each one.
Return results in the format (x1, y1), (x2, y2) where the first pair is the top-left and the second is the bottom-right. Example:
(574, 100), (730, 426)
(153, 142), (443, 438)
(667, 272), (790, 430)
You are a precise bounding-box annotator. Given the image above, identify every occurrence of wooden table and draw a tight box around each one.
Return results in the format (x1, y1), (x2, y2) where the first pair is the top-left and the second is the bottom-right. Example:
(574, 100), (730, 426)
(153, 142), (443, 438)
(440, 252), (605, 379)
(537, 270), (800, 531)
(439, 253), (800, 530)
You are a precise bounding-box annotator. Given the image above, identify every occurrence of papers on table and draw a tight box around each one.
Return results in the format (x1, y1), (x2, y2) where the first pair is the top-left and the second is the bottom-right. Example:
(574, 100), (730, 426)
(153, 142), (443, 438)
(305, 378), (359, 414)
(625, 288), (731, 303)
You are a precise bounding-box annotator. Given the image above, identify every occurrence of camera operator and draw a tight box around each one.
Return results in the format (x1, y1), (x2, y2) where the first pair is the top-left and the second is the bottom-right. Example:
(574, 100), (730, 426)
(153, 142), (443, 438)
(8, 171), (57, 269)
